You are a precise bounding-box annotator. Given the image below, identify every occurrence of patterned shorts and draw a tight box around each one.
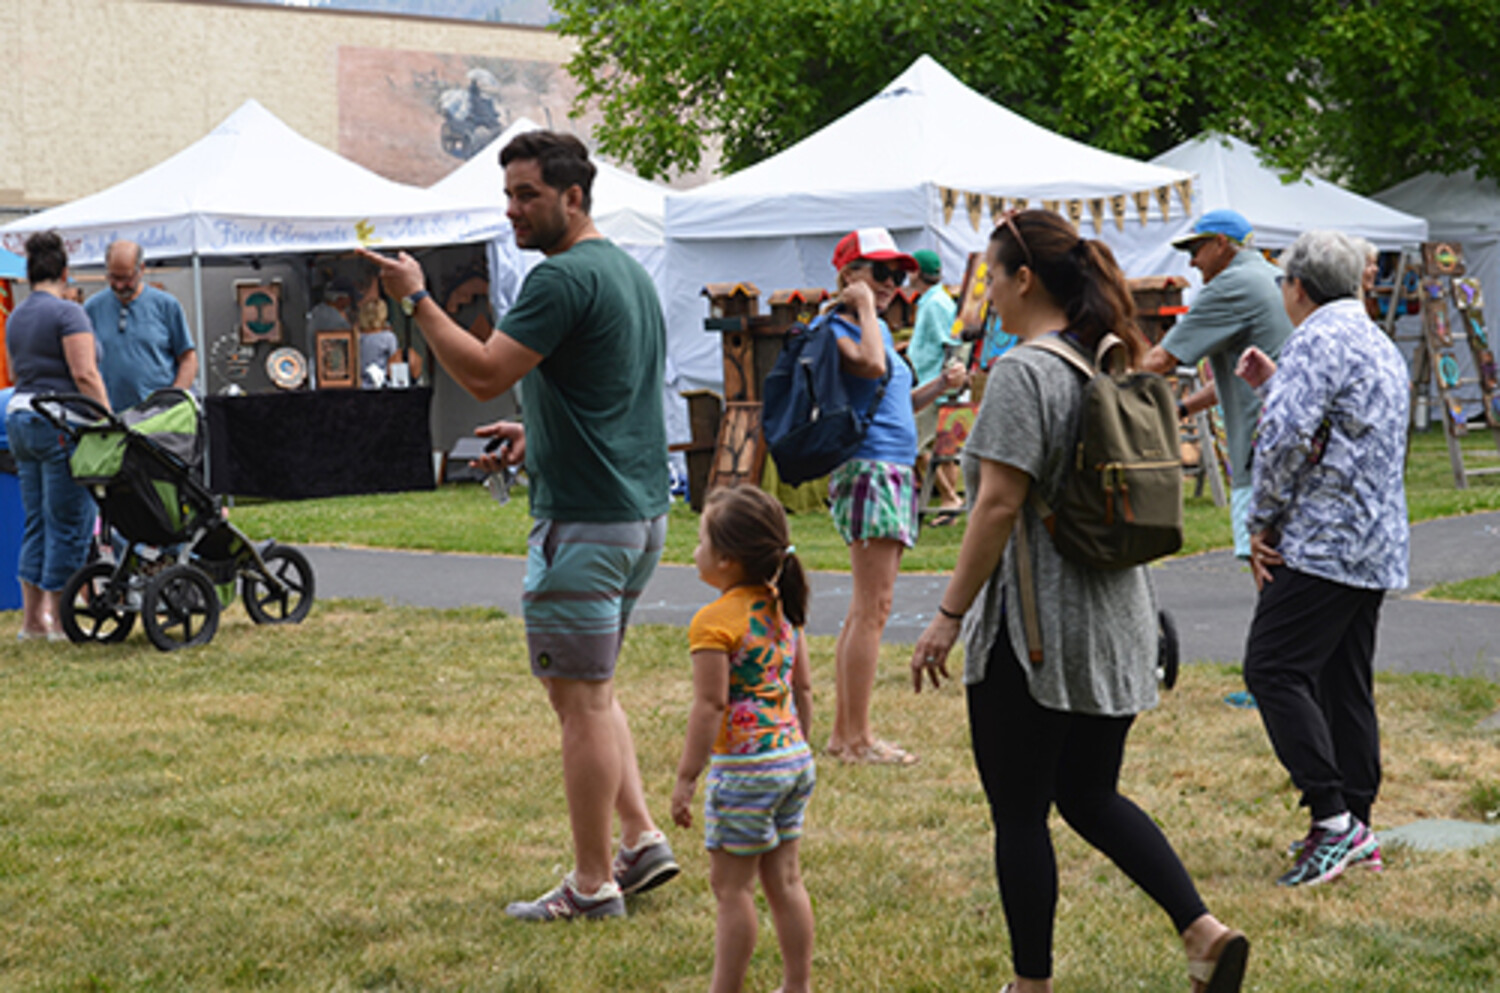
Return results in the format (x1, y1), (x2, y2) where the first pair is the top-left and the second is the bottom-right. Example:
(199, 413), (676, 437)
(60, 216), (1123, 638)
(522, 515), (666, 681)
(704, 748), (816, 856)
(829, 459), (920, 548)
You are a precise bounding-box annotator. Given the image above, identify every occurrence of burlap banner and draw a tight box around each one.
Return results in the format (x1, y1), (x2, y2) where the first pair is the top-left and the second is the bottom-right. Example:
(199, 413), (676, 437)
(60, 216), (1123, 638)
(937, 180), (1195, 232)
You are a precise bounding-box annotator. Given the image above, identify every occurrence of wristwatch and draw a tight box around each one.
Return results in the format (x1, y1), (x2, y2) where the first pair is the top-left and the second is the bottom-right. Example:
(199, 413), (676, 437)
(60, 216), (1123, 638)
(401, 289), (431, 316)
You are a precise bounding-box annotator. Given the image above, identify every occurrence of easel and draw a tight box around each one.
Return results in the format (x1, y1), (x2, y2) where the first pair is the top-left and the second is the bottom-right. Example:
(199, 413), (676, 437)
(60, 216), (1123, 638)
(1174, 365), (1228, 507)
(1405, 241), (1500, 488)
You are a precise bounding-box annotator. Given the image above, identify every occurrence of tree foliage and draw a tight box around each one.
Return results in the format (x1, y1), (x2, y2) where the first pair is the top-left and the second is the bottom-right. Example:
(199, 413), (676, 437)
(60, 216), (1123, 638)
(552, 0), (1500, 193)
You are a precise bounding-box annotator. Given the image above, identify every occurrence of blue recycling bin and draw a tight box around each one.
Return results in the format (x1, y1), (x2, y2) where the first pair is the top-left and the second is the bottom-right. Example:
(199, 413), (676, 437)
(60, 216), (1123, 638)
(0, 386), (21, 611)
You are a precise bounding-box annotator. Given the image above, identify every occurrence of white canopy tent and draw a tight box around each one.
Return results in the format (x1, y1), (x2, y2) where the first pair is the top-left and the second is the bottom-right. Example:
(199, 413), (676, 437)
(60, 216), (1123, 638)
(0, 99), (505, 267)
(662, 54), (1199, 392)
(430, 116), (669, 321)
(0, 99), (508, 390)
(1152, 133), (1429, 251)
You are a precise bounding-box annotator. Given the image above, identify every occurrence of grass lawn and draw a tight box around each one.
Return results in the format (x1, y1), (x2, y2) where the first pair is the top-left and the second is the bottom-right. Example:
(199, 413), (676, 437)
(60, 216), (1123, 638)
(2, 603), (1498, 991)
(226, 426), (1500, 574)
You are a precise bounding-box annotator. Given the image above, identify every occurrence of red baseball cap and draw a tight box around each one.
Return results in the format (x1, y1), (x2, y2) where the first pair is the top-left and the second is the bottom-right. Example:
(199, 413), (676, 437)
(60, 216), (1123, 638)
(831, 227), (918, 272)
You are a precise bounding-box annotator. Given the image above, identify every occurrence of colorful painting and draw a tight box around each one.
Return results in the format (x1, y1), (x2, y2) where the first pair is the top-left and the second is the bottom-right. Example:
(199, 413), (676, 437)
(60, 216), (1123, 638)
(337, 46), (601, 187)
(933, 402), (977, 459)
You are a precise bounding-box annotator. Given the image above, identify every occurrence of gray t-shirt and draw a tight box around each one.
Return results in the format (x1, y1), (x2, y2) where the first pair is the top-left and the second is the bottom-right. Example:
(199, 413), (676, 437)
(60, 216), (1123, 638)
(960, 341), (1160, 717)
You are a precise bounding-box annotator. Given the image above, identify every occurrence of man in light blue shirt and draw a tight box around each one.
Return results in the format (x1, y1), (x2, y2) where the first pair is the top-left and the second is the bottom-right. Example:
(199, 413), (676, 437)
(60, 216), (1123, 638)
(908, 249), (962, 514)
(84, 241), (197, 411)
(1142, 210), (1293, 558)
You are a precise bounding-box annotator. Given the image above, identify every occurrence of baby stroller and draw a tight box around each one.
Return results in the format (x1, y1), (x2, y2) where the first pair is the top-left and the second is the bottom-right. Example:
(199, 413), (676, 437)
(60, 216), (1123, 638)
(31, 389), (315, 651)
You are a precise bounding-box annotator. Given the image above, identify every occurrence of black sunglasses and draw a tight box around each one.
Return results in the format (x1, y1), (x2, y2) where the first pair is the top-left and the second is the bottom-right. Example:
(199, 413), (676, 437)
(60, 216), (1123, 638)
(851, 259), (908, 287)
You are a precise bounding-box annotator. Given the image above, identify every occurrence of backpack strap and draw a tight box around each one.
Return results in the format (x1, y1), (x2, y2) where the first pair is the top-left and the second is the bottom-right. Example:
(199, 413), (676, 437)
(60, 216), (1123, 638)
(822, 311), (894, 430)
(1013, 515), (1045, 665)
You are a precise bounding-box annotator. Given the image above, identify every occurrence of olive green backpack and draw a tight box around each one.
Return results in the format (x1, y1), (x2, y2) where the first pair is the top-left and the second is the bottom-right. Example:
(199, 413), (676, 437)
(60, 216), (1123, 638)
(1013, 333), (1182, 663)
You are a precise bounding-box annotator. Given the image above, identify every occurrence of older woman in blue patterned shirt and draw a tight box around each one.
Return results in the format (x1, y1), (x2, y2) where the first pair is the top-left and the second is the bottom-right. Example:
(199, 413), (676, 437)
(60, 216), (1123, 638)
(1234, 229), (1409, 888)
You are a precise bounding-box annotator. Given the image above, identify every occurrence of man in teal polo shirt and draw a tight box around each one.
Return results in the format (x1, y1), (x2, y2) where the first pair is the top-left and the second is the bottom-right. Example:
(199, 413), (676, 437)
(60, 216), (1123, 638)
(1142, 210), (1293, 559)
(359, 130), (677, 922)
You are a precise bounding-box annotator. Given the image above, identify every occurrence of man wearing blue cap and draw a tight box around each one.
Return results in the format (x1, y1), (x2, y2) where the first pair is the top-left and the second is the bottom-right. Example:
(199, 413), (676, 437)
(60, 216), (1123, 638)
(1143, 209), (1293, 560)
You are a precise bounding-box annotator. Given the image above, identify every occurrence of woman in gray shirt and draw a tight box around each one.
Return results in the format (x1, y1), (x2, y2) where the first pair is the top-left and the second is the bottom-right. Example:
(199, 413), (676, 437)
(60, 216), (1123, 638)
(5, 230), (110, 640)
(909, 211), (1247, 993)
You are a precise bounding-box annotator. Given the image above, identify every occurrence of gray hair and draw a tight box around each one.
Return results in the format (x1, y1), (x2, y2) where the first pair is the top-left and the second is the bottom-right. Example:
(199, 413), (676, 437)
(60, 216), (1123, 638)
(1350, 236), (1378, 264)
(1280, 230), (1363, 305)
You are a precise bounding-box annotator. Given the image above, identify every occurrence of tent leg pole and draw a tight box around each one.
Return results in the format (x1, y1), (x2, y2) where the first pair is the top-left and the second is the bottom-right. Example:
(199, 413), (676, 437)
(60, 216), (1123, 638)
(192, 253), (206, 395)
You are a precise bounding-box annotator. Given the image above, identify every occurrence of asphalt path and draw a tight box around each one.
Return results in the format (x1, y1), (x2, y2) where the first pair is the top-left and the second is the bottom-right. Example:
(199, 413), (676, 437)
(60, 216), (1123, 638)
(302, 511), (1500, 680)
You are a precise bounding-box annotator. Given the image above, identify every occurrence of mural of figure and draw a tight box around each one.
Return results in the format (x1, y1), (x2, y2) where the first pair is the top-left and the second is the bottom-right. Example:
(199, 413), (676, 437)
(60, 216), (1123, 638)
(439, 68), (506, 160)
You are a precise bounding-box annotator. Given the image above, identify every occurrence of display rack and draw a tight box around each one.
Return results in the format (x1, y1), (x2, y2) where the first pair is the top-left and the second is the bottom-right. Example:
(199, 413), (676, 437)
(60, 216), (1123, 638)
(1404, 242), (1500, 488)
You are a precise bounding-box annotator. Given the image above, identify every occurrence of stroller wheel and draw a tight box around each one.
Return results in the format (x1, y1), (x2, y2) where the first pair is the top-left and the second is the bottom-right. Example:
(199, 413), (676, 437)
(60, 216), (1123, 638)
(243, 545), (315, 625)
(1157, 608), (1180, 690)
(60, 562), (137, 644)
(142, 564), (221, 651)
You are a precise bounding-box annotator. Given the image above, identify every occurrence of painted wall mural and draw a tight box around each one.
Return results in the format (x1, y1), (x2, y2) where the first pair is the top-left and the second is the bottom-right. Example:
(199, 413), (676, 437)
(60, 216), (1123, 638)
(338, 46), (599, 187)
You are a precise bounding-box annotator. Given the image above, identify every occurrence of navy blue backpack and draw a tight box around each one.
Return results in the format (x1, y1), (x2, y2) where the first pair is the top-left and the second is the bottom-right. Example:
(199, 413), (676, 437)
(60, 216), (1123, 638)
(761, 314), (891, 486)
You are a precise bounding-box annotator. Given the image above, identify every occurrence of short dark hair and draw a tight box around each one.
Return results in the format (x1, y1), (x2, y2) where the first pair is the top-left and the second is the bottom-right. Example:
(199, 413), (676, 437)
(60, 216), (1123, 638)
(499, 130), (596, 214)
(24, 230), (68, 285)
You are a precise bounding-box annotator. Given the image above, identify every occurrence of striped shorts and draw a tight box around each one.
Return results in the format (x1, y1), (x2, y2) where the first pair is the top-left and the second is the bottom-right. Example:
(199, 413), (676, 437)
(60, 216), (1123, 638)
(829, 459), (919, 548)
(704, 746), (816, 856)
(522, 515), (667, 681)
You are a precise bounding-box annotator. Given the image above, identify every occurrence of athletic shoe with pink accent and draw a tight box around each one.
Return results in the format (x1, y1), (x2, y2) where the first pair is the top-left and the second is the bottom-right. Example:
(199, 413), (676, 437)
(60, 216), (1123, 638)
(505, 873), (625, 921)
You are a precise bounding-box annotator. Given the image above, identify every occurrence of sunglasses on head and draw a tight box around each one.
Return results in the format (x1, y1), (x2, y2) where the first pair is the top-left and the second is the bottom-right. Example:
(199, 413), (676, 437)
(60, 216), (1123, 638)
(851, 259), (907, 287)
(998, 209), (1035, 270)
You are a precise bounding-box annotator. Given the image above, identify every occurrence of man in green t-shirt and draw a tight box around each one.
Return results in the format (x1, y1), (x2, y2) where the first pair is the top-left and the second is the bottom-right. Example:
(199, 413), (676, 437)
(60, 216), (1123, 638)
(359, 131), (676, 922)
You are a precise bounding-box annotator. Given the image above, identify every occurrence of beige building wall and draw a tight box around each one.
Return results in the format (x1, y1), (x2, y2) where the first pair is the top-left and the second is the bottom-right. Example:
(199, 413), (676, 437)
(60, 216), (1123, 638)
(0, 0), (573, 211)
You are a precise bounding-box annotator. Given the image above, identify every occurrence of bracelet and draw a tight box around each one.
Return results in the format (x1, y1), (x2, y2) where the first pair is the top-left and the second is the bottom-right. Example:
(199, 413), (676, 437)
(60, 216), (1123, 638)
(937, 604), (964, 621)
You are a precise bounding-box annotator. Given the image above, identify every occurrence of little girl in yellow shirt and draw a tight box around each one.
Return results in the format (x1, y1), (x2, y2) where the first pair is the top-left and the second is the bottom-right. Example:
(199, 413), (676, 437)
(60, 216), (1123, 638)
(672, 486), (815, 993)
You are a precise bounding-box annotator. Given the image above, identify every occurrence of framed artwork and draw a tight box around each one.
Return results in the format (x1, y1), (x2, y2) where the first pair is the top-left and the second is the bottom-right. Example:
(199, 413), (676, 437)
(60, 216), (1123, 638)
(236, 280), (283, 345)
(315, 329), (356, 389)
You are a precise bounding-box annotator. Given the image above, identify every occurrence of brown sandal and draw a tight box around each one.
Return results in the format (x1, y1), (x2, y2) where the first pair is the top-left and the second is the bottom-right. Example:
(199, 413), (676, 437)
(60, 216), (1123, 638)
(1188, 929), (1249, 993)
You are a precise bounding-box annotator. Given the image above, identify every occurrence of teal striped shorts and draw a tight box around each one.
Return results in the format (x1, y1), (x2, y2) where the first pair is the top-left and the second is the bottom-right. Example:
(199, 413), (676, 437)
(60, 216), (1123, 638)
(522, 515), (667, 681)
(704, 746), (816, 856)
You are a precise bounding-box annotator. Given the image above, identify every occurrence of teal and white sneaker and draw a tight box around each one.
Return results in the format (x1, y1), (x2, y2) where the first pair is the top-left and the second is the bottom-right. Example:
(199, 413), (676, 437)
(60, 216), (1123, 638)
(1287, 826), (1383, 872)
(613, 829), (680, 896)
(505, 873), (625, 921)
(1277, 819), (1378, 887)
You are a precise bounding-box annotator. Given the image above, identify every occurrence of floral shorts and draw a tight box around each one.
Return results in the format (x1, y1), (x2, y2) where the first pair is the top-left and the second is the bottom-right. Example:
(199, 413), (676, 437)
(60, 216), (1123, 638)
(829, 459), (919, 548)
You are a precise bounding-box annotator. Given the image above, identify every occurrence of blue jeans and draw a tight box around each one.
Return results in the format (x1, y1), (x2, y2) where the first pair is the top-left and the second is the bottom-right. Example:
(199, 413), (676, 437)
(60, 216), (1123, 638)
(6, 409), (95, 592)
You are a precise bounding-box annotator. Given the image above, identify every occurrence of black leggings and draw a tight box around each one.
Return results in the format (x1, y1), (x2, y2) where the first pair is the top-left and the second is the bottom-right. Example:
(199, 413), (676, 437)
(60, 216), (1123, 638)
(967, 632), (1208, 980)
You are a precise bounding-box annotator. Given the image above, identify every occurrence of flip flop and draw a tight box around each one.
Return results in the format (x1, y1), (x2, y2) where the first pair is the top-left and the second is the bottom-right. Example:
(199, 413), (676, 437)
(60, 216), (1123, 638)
(1191, 932), (1249, 991)
(1189, 929), (1249, 993)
